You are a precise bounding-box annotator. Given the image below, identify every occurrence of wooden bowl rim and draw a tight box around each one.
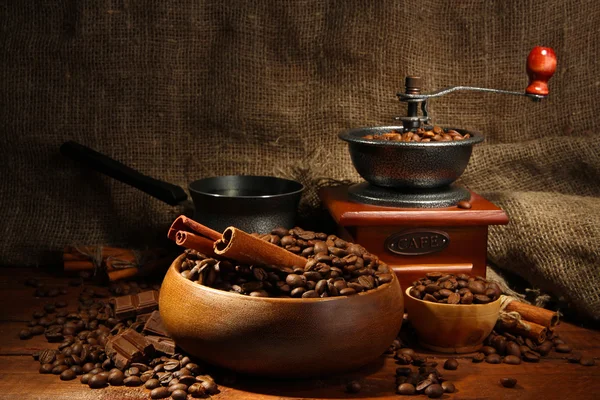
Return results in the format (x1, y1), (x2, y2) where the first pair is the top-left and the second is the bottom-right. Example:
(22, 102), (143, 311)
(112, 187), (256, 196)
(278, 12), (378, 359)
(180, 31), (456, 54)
(405, 286), (502, 308)
(170, 253), (398, 304)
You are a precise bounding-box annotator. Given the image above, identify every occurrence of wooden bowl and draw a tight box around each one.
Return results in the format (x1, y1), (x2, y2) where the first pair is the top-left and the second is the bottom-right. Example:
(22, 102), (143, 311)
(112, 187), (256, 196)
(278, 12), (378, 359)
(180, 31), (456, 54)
(159, 254), (404, 378)
(404, 287), (501, 353)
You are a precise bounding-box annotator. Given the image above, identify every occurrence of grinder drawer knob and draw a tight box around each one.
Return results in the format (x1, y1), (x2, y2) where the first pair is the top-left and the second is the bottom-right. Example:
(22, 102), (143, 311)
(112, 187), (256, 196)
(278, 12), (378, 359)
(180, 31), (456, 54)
(526, 46), (557, 96)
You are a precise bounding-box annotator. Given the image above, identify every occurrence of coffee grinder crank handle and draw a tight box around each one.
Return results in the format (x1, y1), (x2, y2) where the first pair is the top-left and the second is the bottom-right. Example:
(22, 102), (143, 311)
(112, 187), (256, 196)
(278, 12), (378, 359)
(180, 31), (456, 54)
(396, 47), (557, 130)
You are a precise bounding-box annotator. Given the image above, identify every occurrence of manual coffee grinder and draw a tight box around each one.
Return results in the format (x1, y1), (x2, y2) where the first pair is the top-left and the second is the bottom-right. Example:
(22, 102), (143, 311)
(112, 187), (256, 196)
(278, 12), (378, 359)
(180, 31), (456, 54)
(319, 47), (556, 290)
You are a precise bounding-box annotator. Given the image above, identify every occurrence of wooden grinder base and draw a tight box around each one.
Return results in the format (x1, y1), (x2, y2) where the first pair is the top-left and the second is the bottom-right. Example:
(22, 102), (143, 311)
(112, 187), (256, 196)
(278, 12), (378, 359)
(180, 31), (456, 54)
(318, 186), (509, 290)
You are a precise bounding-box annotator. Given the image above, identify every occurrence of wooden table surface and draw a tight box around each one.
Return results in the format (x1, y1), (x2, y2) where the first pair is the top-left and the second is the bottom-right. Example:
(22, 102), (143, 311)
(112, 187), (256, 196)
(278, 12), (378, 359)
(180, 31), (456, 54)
(0, 267), (598, 400)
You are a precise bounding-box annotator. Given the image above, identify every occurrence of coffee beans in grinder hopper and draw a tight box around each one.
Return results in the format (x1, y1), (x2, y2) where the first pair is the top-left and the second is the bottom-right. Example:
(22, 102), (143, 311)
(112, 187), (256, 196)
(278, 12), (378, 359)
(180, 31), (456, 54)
(408, 272), (501, 304)
(363, 126), (471, 142)
(179, 227), (394, 298)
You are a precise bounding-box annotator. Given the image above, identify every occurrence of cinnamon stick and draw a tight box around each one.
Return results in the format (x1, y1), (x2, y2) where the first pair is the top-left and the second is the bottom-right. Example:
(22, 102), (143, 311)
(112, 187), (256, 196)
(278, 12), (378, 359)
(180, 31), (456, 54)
(175, 231), (218, 258)
(63, 260), (95, 272)
(214, 226), (307, 269)
(168, 215), (221, 242)
(504, 300), (559, 328)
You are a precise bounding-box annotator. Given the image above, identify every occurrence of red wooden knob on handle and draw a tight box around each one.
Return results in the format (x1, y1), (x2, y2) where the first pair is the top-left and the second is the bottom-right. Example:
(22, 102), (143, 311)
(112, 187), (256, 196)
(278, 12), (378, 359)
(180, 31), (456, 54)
(526, 46), (557, 96)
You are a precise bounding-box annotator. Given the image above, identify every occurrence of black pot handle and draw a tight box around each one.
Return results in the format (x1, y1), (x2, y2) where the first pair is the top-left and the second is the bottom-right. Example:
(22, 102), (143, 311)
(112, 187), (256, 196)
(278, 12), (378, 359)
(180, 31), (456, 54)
(60, 141), (188, 206)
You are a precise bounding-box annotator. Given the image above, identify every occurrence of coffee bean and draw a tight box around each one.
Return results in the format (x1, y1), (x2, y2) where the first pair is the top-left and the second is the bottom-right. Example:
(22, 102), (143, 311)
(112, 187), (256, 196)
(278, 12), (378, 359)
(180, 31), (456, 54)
(108, 370), (125, 386)
(441, 381), (455, 393)
(301, 290), (319, 298)
(171, 389), (188, 400)
(145, 378), (161, 389)
(500, 377), (517, 388)
(503, 355), (521, 365)
(39, 349), (57, 365)
(443, 358), (458, 370)
(88, 374), (108, 388)
(481, 346), (496, 355)
(505, 341), (521, 357)
(447, 292), (460, 304)
(19, 329), (32, 340)
(424, 383), (444, 398)
(150, 387), (170, 399)
(124, 376), (143, 386)
(345, 380), (361, 393)
(188, 383), (206, 397)
(339, 287), (356, 296)
(52, 365), (69, 375)
(39, 363), (53, 374)
(472, 353), (485, 363)
(580, 357), (596, 366)
(199, 378), (219, 394)
(169, 384), (188, 392)
(80, 373), (92, 384)
(60, 369), (77, 381)
(555, 343), (571, 353)
(397, 383), (416, 395)
(523, 352), (540, 362)
(485, 354), (502, 364)
(567, 352), (582, 363)
(537, 341), (553, 356)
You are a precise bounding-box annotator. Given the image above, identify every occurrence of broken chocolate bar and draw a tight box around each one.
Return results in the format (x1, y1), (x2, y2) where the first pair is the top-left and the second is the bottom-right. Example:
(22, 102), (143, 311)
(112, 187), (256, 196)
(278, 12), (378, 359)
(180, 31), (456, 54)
(112, 290), (159, 321)
(105, 328), (154, 369)
(145, 335), (176, 355)
(143, 310), (169, 337)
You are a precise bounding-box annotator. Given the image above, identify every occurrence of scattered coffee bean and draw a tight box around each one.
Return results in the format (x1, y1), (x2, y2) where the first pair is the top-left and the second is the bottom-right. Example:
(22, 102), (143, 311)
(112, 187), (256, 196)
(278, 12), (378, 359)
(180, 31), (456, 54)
(124, 375), (143, 386)
(443, 358), (458, 370)
(19, 329), (32, 340)
(397, 383), (416, 395)
(555, 343), (571, 353)
(88, 374), (108, 389)
(150, 387), (170, 399)
(171, 389), (188, 400)
(485, 354), (502, 364)
(108, 370), (125, 386)
(39, 364), (53, 374)
(523, 351), (540, 362)
(503, 355), (522, 365)
(60, 369), (77, 381)
(500, 377), (517, 388)
(346, 380), (361, 393)
(472, 352), (485, 363)
(441, 381), (456, 393)
(80, 373), (92, 384)
(424, 383), (444, 398)
(145, 378), (161, 389)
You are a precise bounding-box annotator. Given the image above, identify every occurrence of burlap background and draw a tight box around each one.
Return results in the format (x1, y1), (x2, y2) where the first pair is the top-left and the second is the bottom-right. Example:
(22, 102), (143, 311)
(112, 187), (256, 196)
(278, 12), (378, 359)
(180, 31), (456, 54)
(1, 1), (598, 320)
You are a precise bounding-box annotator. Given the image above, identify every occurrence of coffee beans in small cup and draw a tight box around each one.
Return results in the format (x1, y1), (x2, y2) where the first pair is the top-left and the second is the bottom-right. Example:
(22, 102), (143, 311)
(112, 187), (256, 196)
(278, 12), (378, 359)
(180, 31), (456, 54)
(408, 272), (502, 304)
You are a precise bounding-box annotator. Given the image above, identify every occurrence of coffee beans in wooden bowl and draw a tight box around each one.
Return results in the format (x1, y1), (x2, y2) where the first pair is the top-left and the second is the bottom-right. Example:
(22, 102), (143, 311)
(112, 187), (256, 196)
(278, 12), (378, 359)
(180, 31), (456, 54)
(363, 126), (471, 143)
(408, 272), (502, 305)
(179, 227), (394, 298)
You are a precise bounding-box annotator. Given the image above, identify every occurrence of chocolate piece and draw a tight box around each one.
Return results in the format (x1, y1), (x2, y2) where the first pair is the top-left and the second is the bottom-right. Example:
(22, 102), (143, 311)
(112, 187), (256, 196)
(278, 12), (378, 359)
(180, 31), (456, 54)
(136, 290), (160, 315)
(145, 335), (176, 355)
(113, 290), (159, 320)
(105, 329), (154, 369)
(143, 311), (169, 337)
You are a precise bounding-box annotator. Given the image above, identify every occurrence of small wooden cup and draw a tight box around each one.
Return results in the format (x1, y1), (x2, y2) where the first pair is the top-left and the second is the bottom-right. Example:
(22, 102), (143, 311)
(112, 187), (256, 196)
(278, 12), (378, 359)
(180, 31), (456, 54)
(404, 287), (501, 353)
(159, 254), (404, 377)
